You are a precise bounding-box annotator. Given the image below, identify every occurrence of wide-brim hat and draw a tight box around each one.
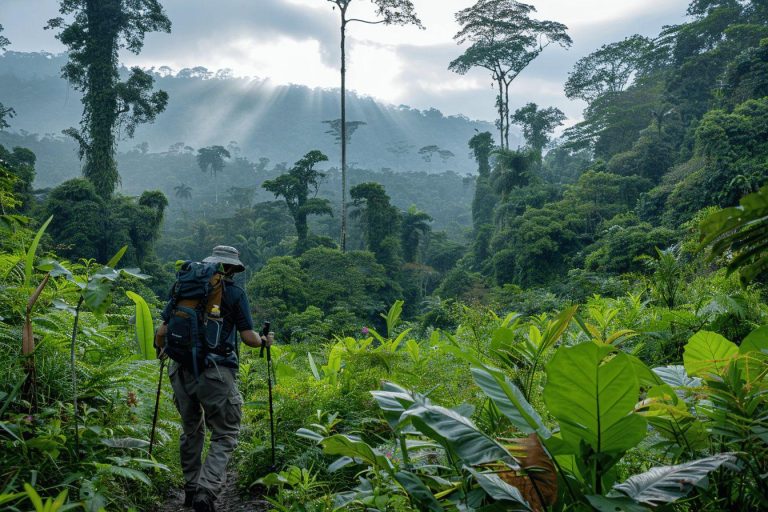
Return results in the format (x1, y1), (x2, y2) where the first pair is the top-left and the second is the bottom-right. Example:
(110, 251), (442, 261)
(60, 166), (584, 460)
(203, 245), (245, 273)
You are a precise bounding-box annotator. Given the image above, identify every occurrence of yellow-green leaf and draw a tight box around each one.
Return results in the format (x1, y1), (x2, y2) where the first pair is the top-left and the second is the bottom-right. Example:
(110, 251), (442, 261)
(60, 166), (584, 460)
(683, 331), (738, 378)
(126, 291), (155, 360)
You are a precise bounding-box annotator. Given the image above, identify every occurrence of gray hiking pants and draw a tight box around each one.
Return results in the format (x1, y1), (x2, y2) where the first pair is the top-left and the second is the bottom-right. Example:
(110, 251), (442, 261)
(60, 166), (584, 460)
(169, 361), (243, 498)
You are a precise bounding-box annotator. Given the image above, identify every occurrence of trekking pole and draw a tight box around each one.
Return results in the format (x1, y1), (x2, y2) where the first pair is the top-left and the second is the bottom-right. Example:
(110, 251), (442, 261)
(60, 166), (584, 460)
(259, 321), (276, 469)
(149, 353), (165, 456)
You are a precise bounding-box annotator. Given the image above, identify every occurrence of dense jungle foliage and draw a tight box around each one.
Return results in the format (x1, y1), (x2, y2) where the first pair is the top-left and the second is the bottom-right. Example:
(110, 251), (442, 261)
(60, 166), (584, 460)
(1, 0), (768, 511)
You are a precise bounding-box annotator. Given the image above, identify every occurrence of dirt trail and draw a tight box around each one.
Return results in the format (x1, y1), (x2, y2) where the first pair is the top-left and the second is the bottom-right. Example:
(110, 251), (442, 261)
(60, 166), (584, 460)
(159, 470), (270, 512)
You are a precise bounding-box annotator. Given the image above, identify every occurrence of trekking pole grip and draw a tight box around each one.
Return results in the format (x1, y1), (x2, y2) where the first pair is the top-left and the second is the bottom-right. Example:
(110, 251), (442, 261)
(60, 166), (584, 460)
(259, 321), (270, 358)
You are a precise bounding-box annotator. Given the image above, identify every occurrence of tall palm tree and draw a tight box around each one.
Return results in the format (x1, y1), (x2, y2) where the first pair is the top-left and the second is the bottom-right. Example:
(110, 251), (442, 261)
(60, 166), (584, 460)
(174, 183), (192, 200)
(401, 205), (432, 263)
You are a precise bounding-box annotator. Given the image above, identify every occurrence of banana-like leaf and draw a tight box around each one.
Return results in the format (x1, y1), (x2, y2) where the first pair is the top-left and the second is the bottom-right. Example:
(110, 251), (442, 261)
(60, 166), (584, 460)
(382, 299), (404, 338)
(403, 402), (518, 467)
(613, 453), (737, 506)
(683, 331), (738, 378)
(371, 383), (424, 430)
(321, 434), (393, 475)
(126, 291), (154, 360)
(465, 467), (532, 510)
(394, 471), (444, 512)
(544, 342), (647, 454)
(24, 215), (52, 288)
(307, 352), (320, 380)
(470, 366), (551, 438)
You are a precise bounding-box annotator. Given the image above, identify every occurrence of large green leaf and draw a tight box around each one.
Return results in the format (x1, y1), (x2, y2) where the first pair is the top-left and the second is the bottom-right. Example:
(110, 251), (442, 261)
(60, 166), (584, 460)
(370, 382), (423, 431)
(470, 366), (551, 438)
(82, 278), (113, 315)
(613, 454), (736, 506)
(403, 402), (518, 467)
(126, 291), (154, 360)
(683, 331), (738, 378)
(544, 342), (647, 454)
(740, 325), (768, 355)
(321, 434), (393, 474)
(24, 215), (52, 288)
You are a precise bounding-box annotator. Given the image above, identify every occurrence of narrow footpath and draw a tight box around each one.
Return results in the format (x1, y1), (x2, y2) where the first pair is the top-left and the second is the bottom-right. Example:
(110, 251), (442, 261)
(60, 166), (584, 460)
(159, 470), (270, 512)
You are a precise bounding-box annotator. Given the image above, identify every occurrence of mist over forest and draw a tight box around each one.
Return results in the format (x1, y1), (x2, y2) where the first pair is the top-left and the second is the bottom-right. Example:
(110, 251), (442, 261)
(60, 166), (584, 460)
(0, 51), (501, 178)
(2, 0), (768, 511)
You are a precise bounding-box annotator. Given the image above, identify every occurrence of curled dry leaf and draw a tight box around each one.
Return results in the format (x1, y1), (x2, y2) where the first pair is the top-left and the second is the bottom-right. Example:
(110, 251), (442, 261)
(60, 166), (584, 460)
(499, 434), (558, 511)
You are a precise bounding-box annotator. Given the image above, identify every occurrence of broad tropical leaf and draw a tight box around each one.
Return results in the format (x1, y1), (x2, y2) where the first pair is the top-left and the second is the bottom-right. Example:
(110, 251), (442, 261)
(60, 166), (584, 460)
(683, 331), (738, 377)
(371, 382), (423, 430)
(470, 366), (551, 438)
(321, 434), (393, 474)
(613, 454), (737, 506)
(403, 402), (518, 467)
(466, 467), (532, 510)
(740, 325), (768, 355)
(544, 342), (647, 454)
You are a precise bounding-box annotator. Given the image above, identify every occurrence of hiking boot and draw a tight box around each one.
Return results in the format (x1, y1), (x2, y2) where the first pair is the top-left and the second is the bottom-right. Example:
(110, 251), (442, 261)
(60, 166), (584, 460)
(183, 485), (197, 507)
(192, 488), (216, 512)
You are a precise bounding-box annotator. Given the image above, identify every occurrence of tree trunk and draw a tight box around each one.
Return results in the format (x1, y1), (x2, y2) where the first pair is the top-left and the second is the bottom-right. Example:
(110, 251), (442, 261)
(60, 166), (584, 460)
(496, 76), (505, 149)
(84, 0), (120, 199)
(340, 9), (348, 252)
(504, 80), (511, 149)
(296, 212), (308, 253)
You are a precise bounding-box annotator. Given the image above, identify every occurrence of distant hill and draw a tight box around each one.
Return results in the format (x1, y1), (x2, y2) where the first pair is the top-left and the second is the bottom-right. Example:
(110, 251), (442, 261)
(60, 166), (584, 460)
(0, 51), (507, 175)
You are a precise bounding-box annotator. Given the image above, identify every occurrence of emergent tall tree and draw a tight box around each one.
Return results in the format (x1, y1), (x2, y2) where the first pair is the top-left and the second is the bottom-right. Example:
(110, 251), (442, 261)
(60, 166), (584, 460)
(449, 0), (571, 149)
(324, 0), (423, 253)
(197, 145), (230, 203)
(263, 150), (333, 254)
(47, 0), (171, 199)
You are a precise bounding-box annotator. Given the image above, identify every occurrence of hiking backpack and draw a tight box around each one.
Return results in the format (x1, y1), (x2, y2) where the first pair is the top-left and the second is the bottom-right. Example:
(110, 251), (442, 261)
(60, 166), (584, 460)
(164, 261), (225, 376)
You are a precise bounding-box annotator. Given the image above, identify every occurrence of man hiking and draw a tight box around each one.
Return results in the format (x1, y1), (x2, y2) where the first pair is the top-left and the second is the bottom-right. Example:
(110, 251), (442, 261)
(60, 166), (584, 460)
(155, 245), (273, 512)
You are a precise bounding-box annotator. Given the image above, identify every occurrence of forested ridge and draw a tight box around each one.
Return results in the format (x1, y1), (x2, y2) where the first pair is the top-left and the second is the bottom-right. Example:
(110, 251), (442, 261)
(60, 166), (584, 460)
(1, 0), (768, 511)
(0, 51), (499, 174)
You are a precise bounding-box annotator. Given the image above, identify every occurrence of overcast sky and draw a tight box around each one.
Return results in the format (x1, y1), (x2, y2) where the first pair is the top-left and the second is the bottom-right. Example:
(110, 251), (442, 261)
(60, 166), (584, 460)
(0, 0), (690, 124)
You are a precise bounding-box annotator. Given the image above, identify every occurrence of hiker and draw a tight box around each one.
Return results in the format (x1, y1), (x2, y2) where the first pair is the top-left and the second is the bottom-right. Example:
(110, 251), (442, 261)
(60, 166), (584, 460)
(155, 245), (273, 512)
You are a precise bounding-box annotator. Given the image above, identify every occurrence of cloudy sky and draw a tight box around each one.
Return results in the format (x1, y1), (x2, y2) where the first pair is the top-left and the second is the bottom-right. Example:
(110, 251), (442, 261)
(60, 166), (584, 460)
(1, 0), (691, 124)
